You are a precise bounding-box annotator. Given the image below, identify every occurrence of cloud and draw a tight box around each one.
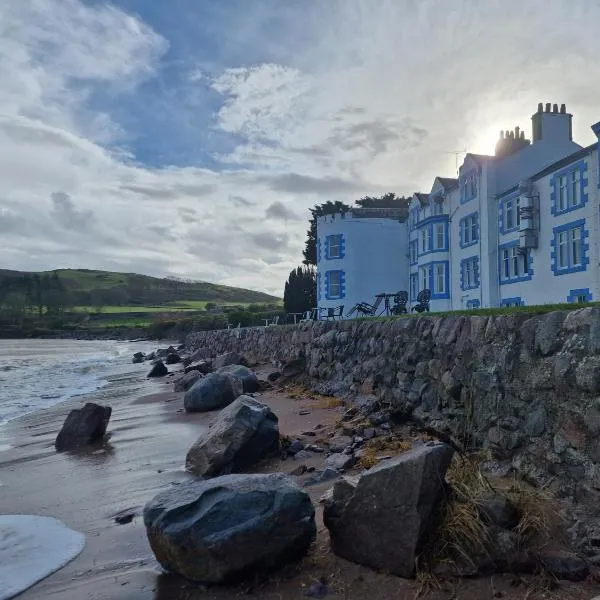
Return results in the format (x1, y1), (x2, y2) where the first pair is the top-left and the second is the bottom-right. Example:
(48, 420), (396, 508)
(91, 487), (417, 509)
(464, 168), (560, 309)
(265, 201), (299, 221)
(2, 0), (600, 296)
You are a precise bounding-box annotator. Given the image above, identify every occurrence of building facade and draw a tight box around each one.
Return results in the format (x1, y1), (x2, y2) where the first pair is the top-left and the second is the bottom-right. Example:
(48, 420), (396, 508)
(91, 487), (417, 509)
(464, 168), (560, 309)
(317, 103), (600, 316)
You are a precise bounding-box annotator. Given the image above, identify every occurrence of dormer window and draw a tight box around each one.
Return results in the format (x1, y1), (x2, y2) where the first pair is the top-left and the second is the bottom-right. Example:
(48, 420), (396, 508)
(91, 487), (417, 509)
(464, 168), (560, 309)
(461, 171), (477, 203)
(433, 200), (444, 215)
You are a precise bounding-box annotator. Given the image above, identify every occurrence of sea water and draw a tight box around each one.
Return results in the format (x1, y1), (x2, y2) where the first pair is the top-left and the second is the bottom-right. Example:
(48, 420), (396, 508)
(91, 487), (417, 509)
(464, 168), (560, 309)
(0, 338), (153, 425)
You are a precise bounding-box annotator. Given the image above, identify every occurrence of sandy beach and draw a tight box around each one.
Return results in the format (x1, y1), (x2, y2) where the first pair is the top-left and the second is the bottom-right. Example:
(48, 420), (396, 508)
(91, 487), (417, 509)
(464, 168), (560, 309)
(0, 360), (598, 600)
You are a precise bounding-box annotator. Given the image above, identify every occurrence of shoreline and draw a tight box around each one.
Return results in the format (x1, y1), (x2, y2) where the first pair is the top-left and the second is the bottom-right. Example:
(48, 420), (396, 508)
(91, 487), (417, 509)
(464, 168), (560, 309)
(0, 359), (598, 599)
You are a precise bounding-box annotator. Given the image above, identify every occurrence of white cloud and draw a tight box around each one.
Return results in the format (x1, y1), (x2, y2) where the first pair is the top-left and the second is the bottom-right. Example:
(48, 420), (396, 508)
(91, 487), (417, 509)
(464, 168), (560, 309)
(1, 0), (600, 296)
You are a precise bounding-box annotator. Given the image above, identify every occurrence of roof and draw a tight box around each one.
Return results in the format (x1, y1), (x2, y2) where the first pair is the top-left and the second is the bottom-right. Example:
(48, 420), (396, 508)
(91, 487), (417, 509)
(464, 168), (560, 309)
(496, 141), (598, 199)
(435, 177), (458, 192)
(413, 192), (429, 206)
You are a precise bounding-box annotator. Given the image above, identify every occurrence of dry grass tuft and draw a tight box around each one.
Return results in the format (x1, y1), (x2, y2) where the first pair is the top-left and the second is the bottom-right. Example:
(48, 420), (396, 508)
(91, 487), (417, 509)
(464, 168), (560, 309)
(357, 436), (411, 469)
(310, 396), (344, 409)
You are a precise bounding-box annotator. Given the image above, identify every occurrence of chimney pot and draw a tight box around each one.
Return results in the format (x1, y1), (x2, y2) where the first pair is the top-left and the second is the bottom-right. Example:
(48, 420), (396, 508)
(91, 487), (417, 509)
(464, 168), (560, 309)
(553, 103), (559, 113)
(500, 130), (504, 139)
(538, 102), (544, 113)
(560, 103), (566, 114)
(521, 131), (525, 139)
(545, 103), (551, 112)
(515, 126), (520, 137)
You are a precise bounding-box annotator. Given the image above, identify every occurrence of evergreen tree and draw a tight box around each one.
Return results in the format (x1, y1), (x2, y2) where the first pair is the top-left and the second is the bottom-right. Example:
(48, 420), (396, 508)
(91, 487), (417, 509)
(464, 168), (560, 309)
(283, 266), (316, 314)
(355, 192), (411, 210)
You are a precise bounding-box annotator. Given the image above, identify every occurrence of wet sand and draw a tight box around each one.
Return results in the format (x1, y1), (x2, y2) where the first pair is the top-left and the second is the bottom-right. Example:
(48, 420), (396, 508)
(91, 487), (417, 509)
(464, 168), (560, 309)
(0, 364), (598, 600)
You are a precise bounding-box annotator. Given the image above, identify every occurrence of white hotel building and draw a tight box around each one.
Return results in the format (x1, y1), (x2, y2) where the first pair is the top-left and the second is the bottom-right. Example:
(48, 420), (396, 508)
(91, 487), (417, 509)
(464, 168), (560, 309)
(317, 103), (600, 315)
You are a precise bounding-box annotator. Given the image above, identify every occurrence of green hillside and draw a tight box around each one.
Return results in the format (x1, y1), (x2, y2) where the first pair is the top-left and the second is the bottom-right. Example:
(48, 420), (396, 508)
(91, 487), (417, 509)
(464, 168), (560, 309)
(0, 268), (279, 306)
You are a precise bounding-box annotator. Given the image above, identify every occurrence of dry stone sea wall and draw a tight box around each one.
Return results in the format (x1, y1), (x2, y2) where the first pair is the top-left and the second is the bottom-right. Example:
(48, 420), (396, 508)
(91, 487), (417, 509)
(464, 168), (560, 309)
(186, 308), (600, 505)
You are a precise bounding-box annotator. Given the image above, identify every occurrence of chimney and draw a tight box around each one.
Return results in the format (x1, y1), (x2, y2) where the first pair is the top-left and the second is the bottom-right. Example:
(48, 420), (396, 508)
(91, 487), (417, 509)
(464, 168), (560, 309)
(495, 124), (531, 158)
(531, 102), (572, 143)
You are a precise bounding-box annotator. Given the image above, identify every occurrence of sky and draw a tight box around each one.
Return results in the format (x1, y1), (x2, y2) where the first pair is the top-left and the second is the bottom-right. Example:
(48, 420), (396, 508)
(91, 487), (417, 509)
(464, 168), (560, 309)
(2, 0), (600, 296)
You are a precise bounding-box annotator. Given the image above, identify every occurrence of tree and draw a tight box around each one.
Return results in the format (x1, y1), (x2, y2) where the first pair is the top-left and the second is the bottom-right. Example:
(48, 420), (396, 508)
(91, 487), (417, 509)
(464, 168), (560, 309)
(283, 266), (316, 314)
(303, 201), (351, 265)
(356, 192), (411, 210)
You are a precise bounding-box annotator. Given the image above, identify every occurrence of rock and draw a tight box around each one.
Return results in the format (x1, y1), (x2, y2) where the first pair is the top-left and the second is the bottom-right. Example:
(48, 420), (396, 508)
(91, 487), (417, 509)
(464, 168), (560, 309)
(143, 473), (316, 583)
(214, 352), (247, 369)
(328, 435), (353, 453)
(288, 440), (305, 455)
(323, 442), (454, 578)
(299, 409), (311, 416)
(537, 550), (589, 581)
(132, 352), (145, 364)
(476, 492), (520, 530)
(145, 351), (156, 361)
(189, 347), (212, 362)
(303, 580), (330, 598)
(281, 357), (306, 377)
(304, 468), (341, 487)
(183, 373), (243, 413)
(148, 360), (168, 378)
(114, 510), (136, 525)
(362, 428), (376, 440)
(185, 361), (213, 375)
(267, 371), (281, 382)
(55, 403), (112, 451)
(217, 364), (260, 393)
(165, 352), (181, 365)
(325, 453), (355, 472)
(293, 450), (313, 461)
(305, 444), (325, 453)
(174, 371), (202, 393)
(185, 396), (279, 477)
(290, 464), (308, 476)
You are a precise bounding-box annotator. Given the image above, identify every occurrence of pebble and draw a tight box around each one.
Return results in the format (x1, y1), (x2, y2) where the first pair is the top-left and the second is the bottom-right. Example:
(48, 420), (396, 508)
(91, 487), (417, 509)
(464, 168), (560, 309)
(293, 450), (313, 461)
(288, 440), (305, 455)
(303, 580), (330, 598)
(305, 444), (325, 453)
(289, 464), (308, 476)
(299, 409), (311, 416)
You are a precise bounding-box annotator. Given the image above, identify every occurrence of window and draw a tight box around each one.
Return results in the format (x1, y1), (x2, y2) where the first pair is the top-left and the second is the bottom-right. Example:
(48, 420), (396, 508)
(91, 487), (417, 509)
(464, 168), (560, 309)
(503, 197), (520, 232)
(501, 297), (524, 307)
(420, 265), (431, 291)
(434, 223), (445, 249)
(552, 221), (586, 274)
(551, 162), (587, 215)
(410, 273), (418, 301)
(499, 245), (530, 283)
(461, 171), (477, 203)
(460, 213), (478, 247)
(434, 263), (446, 294)
(433, 201), (444, 215)
(567, 288), (592, 303)
(325, 270), (344, 299)
(316, 273), (321, 301)
(420, 228), (428, 253)
(426, 226), (433, 251)
(466, 299), (480, 309)
(461, 257), (479, 290)
(326, 235), (343, 259)
(409, 240), (418, 264)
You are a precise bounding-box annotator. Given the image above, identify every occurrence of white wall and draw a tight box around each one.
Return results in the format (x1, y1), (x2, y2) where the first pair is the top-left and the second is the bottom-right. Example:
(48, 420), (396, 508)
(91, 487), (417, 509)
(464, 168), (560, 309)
(317, 213), (408, 318)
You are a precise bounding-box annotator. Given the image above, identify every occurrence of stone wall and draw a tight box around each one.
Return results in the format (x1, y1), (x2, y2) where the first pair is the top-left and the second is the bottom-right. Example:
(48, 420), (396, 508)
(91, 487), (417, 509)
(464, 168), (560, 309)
(186, 308), (600, 504)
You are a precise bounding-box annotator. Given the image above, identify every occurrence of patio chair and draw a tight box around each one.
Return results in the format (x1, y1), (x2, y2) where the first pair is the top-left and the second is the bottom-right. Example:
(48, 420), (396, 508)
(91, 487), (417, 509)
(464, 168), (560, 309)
(346, 294), (384, 318)
(411, 289), (431, 313)
(390, 291), (409, 315)
(320, 305), (344, 320)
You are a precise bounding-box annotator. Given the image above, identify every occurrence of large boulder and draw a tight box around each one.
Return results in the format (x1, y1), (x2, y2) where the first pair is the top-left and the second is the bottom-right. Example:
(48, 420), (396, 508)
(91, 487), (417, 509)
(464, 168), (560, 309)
(148, 360), (168, 378)
(184, 372), (243, 413)
(143, 473), (316, 583)
(217, 365), (260, 393)
(214, 352), (248, 369)
(323, 442), (454, 578)
(55, 403), (112, 451)
(184, 360), (213, 375)
(186, 396), (279, 477)
(174, 371), (203, 393)
(165, 352), (181, 365)
(132, 352), (145, 364)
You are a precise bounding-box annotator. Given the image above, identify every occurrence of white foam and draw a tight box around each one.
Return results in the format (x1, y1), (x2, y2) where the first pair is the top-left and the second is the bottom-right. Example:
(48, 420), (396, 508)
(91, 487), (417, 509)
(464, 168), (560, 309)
(0, 515), (85, 600)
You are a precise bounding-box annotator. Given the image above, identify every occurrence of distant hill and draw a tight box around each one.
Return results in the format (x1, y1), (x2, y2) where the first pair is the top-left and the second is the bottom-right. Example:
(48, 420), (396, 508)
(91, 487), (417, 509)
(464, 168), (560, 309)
(0, 268), (280, 307)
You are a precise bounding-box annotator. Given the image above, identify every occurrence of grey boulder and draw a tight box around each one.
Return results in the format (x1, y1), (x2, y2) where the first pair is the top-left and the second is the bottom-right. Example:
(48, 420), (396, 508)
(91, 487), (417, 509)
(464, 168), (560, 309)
(214, 351), (247, 369)
(174, 370), (203, 393)
(184, 360), (213, 375)
(217, 364), (260, 393)
(148, 360), (168, 378)
(132, 352), (145, 364)
(323, 442), (454, 578)
(143, 473), (316, 583)
(186, 395), (279, 477)
(55, 402), (112, 451)
(184, 372), (243, 413)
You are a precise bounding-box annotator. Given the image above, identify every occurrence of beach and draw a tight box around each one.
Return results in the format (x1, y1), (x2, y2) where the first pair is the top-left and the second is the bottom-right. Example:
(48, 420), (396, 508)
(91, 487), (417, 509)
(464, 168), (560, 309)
(0, 341), (598, 599)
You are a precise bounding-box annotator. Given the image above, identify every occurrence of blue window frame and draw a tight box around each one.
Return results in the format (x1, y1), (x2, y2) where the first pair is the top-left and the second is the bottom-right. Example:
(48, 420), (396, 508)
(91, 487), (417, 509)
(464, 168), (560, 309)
(460, 256), (480, 290)
(325, 234), (345, 259)
(409, 240), (418, 265)
(459, 212), (478, 248)
(501, 297), (524, 307)
(551, 160), (588, 216)
(317, 237), (321, 262)
(466, 299), (480, 309)
(416, 216), (449, 256)
(460, 170), (477, 204)
(410, 272), (418, 301)
(316, 273), (321, 301)
(418, 260), (450, 299)
(551, 219), (589, 275)
(567, 288), (592, 303)
(324, 270), (345, 300)
(498, 241), (533, 284)
(499, 193), (520, 235)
